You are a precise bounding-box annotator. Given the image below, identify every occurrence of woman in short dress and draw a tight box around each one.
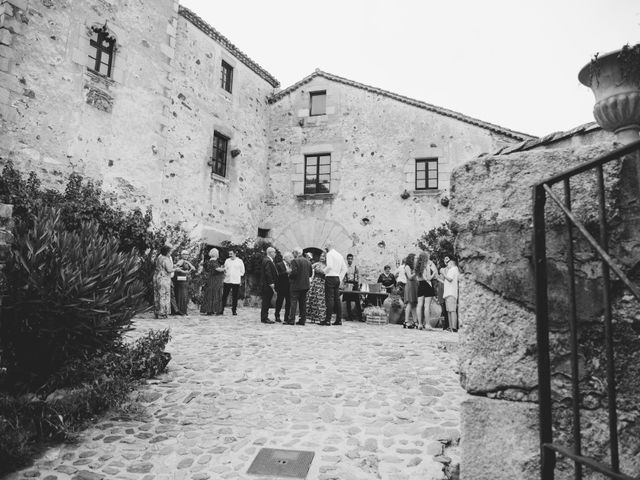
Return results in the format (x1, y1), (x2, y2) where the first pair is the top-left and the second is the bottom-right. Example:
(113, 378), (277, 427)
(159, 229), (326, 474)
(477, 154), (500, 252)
(306, 252), (327, 323)
(415, 251), (437, 330)
(199, 248), (225, 315)
(403, 253), (418, 328)
(153, 245), (175, 319)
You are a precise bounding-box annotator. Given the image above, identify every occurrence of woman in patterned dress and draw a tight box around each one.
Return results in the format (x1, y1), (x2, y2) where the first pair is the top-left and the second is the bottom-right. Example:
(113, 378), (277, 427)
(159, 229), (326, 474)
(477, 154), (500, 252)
(306, 252), (327, 323)
(403, 253), (418, 328)
(199, 248), (226, 315)
(153, 245), (175, 319)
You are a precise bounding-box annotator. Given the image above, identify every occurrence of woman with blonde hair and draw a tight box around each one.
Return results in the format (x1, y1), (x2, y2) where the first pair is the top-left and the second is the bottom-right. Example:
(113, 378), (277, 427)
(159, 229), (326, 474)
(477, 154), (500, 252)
(199, 248), (225, 315)
(415, 251), (437, 330)
(403, 253), (418, 329)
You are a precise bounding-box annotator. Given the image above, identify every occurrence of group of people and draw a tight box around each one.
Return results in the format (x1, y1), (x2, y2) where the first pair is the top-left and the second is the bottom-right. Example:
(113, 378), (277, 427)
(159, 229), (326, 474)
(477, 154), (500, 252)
(153, 246), (245, 319)
(259, 241), (350, 326)
(397, 252), (459, 331)
(153, 243), (459, 331)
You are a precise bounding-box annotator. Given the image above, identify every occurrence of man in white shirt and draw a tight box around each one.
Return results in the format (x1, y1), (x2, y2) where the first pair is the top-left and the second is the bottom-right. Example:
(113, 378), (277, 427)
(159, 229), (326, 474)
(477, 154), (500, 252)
(441, 256), (459, 331)
(322, 241), (348, 326)
(221, 249), (245, 316)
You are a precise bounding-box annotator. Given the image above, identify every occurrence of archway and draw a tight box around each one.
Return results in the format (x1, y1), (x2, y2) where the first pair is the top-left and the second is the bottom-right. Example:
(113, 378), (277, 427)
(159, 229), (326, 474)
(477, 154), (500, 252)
(272, 217), (352, 257)
(303, 246), (324, 262)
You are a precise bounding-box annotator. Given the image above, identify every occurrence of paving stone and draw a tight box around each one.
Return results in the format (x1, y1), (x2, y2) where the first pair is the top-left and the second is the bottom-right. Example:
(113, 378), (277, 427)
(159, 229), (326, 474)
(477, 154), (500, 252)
(72, 471), (104, 480)
(7, 312), (462, 480)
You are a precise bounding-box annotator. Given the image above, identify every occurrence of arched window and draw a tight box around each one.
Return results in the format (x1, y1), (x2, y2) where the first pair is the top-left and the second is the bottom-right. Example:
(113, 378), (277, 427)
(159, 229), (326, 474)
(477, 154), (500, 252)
(88, 24), (116, 77)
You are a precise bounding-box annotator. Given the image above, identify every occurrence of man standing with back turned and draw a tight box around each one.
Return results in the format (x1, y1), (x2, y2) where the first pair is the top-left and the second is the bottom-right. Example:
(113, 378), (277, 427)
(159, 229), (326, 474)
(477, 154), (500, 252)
(287, 247), (312, 325)
(322, 241), (348, 326)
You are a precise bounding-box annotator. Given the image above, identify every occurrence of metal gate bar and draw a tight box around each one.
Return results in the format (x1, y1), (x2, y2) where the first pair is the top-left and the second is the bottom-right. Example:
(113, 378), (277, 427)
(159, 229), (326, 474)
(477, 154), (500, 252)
(532, 139), (640, 480)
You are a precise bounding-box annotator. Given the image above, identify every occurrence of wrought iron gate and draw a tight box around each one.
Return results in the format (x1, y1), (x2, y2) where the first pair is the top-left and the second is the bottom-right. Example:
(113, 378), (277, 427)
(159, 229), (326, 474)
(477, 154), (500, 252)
(532, 139), (640, 480)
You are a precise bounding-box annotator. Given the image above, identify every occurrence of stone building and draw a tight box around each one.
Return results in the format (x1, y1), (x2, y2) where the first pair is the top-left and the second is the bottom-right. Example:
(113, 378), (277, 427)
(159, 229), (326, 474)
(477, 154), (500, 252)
(0, 0), (532, 272)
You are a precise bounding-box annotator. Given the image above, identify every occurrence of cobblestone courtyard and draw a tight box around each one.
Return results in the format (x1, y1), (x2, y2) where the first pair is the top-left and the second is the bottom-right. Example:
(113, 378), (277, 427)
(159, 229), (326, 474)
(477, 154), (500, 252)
(7, 309), (464, 480)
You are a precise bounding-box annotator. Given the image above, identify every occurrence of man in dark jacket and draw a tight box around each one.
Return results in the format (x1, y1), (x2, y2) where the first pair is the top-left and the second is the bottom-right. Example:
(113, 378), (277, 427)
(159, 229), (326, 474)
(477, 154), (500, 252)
(260, 247), (277, 324)
(287, 247), (312, 325)
(274, 251), (292, 323)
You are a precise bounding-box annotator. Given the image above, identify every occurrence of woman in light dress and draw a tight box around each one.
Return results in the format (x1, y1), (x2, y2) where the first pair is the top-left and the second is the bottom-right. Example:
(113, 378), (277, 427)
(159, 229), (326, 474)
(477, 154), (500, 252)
(403, 253), (418, 328)
(153, 245), (175, 319)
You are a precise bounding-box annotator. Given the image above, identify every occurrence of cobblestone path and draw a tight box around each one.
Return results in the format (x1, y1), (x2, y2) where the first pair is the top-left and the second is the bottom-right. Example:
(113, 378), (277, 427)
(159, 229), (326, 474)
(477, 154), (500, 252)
(8, 309), (464, 480)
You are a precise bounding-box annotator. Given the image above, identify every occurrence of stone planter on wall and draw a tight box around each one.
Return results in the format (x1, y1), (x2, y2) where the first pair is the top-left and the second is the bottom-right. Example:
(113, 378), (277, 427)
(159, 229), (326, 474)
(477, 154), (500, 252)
(578, 44), (640, 144)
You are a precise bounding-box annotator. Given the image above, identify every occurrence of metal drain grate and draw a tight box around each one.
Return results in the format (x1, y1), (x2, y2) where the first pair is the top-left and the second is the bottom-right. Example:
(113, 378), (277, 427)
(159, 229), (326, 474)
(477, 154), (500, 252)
(247, 448), (315, 478)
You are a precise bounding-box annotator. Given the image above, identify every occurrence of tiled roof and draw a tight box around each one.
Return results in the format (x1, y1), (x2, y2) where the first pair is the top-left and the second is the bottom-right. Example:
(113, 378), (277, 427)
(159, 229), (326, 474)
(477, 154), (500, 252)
(269, 69), (535, 141)
(480, 122), (602, 156)
(178, 6), (280, 88)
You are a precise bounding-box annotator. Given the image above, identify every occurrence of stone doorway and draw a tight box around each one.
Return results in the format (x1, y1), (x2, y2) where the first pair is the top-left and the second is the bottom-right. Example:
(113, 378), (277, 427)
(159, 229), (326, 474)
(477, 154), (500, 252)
(303, 246), (324, 262)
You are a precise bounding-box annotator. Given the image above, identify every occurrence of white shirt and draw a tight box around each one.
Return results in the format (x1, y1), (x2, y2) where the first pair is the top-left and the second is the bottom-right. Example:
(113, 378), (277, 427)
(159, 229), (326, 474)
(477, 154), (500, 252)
(396, 264), (406, 284)
(224, 257), (245, 284)
(443, 265), (459, 298)
(325, 249), (347, 278)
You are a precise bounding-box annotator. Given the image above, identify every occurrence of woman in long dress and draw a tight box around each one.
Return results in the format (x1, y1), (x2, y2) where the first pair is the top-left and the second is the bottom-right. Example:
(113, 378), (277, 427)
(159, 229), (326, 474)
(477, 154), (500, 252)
(154, 245), (175, 319)
(403, 253), (418, 328)
(415, 251), (437, 330)
(200, 248), (225, 315)
(174, 249), (195, 315)
(306, 253), (327, 323)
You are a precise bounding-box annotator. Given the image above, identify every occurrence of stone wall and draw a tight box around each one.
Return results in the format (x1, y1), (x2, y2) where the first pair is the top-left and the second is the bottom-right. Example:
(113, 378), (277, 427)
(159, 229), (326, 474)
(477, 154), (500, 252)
(266, 75), (517, 279)
(160, 11), (275, 240)
(0, 0), (178, 213)
(453, 139), (640, 479)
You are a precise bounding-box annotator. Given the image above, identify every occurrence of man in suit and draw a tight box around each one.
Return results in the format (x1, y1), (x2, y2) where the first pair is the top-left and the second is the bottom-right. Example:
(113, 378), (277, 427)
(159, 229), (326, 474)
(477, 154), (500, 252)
(274, 251), (292, 323)
(260, 247), (277, 324)
(287, 247), (312, 325)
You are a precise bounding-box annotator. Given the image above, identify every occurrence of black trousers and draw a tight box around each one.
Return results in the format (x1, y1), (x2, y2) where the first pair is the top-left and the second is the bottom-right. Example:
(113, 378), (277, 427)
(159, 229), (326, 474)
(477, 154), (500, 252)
(221, 283), (239, 313)
(261, 286), (274, 321)
(324, 276), (341, 323)
(289, 289), (308, 324)
(275, 286), (291, 321)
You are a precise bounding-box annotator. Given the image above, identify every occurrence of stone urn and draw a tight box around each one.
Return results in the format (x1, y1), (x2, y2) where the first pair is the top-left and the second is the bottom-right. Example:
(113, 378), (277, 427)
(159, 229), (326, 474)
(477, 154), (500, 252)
(383, 294), (404, 324)
(578, 44), (640, 144)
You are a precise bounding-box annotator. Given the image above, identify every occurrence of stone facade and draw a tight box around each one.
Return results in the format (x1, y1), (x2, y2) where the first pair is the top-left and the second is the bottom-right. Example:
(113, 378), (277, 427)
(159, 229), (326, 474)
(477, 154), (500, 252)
(266, 71), (522, 278)
(453, 132), (640, 479)
(0, 0), (531, 271)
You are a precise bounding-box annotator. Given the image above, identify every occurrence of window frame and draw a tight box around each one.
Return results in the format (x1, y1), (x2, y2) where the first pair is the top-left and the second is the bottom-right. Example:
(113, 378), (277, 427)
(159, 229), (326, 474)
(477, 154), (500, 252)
(304, 154), (331, 194)
(212, 131), (229, 178)
(309, 90), (327, 116)
(415, 158), (439, 191)
(221, 61), (234, 93)
(88, 25), (116, 77)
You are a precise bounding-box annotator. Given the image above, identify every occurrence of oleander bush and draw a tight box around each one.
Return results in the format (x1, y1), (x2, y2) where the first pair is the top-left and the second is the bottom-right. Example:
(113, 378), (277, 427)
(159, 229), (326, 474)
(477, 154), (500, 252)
(0, 206), (147, 391)
(0, 329), (171, 475)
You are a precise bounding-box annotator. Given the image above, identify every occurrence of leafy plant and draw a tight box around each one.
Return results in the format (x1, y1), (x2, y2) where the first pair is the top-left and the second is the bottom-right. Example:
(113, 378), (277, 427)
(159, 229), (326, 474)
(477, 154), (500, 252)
(0, 207), (147, 391)
(417, 222), (456, 267)
(0, 329), (171, 475)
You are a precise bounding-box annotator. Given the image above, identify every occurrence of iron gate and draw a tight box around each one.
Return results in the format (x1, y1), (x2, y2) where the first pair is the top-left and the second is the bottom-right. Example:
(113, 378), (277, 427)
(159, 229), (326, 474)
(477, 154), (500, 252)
(532, 139), (640, 480)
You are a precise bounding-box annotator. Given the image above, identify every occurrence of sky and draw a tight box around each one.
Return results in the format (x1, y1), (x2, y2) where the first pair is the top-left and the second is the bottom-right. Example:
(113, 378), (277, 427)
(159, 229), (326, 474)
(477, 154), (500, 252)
(179, 0), (639, 138)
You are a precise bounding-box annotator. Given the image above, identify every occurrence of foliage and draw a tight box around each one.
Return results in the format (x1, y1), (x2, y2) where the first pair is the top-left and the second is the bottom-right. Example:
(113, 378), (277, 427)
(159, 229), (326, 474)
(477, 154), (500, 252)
(0, 207), (147, 391)
(218, 238), (272, 274)
(0, 161), (154, 254)
(0, 329), (171, 475)
(588, 43), (640, 88)
(417, 222), (455, 268)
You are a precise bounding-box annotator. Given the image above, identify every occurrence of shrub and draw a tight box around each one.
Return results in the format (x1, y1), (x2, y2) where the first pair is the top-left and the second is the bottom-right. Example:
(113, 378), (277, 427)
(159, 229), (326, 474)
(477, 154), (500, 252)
(0, 161), (154, 254)
(0, 207), (147, 391)
(0, 329), (171, 475)
(417, 222), (456, 267)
